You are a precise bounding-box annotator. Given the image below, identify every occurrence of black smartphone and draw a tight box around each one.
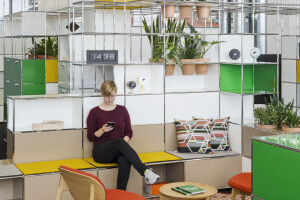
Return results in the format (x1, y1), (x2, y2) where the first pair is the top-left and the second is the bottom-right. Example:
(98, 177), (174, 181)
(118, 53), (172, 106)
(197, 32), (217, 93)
(107, 122), (115, 128)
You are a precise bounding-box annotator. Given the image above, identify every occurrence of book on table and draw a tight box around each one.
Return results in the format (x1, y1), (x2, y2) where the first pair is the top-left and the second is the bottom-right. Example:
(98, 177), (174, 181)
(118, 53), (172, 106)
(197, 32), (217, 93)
(172, 184), (206, 195)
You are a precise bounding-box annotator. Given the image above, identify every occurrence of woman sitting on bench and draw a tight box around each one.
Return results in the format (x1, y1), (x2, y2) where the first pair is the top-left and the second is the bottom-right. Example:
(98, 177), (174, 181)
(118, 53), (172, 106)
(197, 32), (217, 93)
(87, 80), (160, 191)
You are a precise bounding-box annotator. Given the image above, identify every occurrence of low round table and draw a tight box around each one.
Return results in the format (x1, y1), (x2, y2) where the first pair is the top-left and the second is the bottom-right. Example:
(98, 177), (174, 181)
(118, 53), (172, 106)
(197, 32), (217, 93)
(159, 182), (218, 200)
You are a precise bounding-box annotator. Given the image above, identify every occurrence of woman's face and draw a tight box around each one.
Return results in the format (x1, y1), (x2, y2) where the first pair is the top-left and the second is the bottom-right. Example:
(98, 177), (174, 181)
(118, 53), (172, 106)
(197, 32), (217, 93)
(104, 91), (116, 105)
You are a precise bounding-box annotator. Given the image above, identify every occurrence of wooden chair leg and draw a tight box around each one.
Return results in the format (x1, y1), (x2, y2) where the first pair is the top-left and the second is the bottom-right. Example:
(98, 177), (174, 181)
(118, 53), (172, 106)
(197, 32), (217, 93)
(231, 188), (240, 200)
(56, 176), (69, 200)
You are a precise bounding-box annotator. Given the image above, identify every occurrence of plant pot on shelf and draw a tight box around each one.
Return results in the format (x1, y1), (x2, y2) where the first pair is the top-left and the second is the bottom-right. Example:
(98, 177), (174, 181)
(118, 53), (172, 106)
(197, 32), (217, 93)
(180, 59), (196, 75)
(281, 124), (300, 133)
(37, 55), (46, 59)
(195, 58), (210, 74)
(179, 3), (194, 19)
(196, 3), (211, 19)
(47, 55), (58, 59)
(257, 123), (277, 130)
(159, 59), (176, 76)
(161, 4), (176, 18)
(27, 54), (35, 59)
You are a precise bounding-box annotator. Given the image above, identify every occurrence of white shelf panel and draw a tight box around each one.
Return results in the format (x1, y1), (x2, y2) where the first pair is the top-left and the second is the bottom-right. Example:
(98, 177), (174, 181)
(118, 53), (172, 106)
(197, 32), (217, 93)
(126, 95), (164, 125)
(282, 82), (296, 106)
(46, 83), (58, 95)
(282, 59), (296, 83)
(165, 92), (219, 123)
(9, 98), (83, 132)
(282, 36), (298, 59)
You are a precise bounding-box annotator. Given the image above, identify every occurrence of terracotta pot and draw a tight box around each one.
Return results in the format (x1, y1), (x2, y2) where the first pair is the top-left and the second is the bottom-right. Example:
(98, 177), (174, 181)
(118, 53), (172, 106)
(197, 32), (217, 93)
(282, 124), (300, 133)
(165, 59), (176, 76)
(180, 59), (196, 75)
(47, 55), (58, 59)
(196, 3), (211, 19)
(257, 124), (277, 130)
(161, 5), (176, 18)
(37, 55), (46, 59)
(195, 58), (210, 74)
(179, 3), (194, 19)
(27, 54), (35, 59)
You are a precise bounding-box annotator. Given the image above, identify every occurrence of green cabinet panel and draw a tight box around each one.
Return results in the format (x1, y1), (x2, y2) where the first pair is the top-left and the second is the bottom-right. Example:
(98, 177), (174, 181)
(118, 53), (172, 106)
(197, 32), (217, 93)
(220, 64), (253, 94)
(254, 64), (277, 94)
(58, 61), (69, 83)
(253, 139), (300, 200)
(10, 81), (21, 96)
(220, 64), (277, 94)
(22, 60), (45, 83)
(22, 84), (45, 95)
(4, 57), (12, 81)
(11, 59), (22, 82)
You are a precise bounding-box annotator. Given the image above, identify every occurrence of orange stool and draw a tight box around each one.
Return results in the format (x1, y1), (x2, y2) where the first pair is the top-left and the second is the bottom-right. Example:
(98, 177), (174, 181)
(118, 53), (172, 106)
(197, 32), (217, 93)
(228, 173), (251, 200)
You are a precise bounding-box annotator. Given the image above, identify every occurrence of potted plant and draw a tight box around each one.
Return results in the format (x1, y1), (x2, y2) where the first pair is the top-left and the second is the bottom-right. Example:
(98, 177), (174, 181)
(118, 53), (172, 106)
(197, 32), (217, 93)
(46, 37), (58, 59)
(254, 106), (279, 130)
(280, 99), (300, 132)
(188, 24), (223, 74)
(161, 2), (176, 18)
(142, 17), (163, 63)
(176, 28), (200, 75)
(36, 39), (46, 59)
(179, 0), (194, 19)
(26, 37), (37, 59)
(196, 0), (211, 19)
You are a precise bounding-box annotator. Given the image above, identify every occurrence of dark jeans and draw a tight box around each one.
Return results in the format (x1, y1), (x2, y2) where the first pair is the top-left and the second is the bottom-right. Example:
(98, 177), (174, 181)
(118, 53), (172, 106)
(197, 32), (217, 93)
(92, 138), (147, 190)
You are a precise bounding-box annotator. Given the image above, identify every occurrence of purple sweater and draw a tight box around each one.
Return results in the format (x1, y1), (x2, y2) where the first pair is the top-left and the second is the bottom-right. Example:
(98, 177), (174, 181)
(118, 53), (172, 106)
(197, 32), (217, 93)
(87, 105), (133, 146)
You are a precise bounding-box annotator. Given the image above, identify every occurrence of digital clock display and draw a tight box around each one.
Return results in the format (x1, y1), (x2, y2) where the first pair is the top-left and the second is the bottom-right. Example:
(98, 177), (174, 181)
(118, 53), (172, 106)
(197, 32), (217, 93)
(87, 50), (118, 64)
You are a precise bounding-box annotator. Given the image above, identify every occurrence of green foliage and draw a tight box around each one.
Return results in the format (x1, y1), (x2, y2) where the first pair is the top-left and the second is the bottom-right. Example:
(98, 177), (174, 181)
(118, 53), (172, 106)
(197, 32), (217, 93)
(254, 105), (279, 126)
(26, 37), (58, 58)
(280, 99), (300, 128)
(142, 17), (185, 62)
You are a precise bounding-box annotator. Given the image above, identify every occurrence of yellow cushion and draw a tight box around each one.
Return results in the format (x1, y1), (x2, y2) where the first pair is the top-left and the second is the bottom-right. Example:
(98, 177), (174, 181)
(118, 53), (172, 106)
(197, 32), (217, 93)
(84, 158), (118, 168)
(85, 152), (181, 167)
(15, 159), (95, 175)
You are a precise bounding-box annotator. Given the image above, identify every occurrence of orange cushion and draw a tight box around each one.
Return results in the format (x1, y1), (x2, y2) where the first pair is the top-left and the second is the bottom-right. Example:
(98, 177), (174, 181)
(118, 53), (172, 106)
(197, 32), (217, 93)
(107, 189), (146, 200)
(228, 173), (252, 194)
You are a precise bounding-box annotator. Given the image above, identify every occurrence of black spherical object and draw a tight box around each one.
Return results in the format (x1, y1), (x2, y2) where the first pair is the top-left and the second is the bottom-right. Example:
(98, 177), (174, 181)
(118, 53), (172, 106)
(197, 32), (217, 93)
(229, 49), (241, 60)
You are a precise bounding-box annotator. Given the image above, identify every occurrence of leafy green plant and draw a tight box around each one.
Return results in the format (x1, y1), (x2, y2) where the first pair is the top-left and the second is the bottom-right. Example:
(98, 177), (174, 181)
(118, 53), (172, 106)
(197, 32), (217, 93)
(46, 37), (58, 57)
(254, 104), (279, 126)
(142, 17), (185, 63)
(188, 23), (223, 59)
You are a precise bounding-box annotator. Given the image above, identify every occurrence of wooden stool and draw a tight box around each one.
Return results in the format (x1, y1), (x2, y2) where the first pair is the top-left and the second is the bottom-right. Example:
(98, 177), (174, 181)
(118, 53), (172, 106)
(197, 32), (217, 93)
(228, 173), (251, 200)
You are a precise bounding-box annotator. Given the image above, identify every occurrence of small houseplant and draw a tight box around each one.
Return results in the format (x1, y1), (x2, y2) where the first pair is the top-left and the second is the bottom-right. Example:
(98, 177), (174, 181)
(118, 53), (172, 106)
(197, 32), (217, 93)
(179, 0), (194, 19)
(196, 0), (211, 19)
(188, 24), (223, 74)
(254, 105), (279, 130)
(46, 37), (58, 59)
(281, 99), (300, 132)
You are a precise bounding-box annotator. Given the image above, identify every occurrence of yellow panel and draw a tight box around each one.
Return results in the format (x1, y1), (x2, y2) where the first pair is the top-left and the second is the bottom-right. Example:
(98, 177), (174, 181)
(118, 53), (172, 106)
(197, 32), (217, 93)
(139, 152), (181, 163)
(297, 60), (300, 83)
(46, 60), (58, 83)
(85, 152), (181, 168)
(15, 159), (95, 175)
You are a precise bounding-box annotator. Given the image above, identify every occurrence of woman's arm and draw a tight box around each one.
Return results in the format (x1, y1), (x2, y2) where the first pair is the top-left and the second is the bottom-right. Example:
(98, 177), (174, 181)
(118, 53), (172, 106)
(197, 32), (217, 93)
(124, 107), (133, 140)
(87, 110), (104, 141)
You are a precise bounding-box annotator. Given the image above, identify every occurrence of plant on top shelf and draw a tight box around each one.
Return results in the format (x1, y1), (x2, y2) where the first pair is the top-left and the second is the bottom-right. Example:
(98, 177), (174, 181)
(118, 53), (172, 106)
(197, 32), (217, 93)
(188, 23), (223, 74)
(178, 0), (194, 19)
(46, 37), (58, 59)
(142, 16), (163, 63)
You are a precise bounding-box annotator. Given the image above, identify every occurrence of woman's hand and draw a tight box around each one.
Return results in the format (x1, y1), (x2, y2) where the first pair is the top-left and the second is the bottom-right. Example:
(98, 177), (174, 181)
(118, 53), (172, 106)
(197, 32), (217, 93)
(95, 124), (113, 137)
(123, 136), (130, 143)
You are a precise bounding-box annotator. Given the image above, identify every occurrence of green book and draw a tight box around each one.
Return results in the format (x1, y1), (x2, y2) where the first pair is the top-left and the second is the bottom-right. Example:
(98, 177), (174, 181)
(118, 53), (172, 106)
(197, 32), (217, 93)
(176, 184), (206, 195)
(171, 187), (191, 196)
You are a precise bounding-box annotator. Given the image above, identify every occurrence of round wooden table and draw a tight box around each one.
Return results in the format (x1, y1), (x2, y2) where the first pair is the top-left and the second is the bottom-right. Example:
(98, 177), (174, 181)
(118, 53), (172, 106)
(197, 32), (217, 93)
(159, 182), (218, 200)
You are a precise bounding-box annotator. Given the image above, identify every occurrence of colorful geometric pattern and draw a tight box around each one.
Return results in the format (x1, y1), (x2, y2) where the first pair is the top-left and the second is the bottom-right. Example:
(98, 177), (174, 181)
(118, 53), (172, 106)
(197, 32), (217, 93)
(174, 119), (213, 154)
(209, 117), (232, 151)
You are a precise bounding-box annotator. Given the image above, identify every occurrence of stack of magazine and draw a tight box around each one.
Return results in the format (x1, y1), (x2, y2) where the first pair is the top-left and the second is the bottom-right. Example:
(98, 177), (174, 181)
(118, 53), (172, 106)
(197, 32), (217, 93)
(171, 184), (206, 196)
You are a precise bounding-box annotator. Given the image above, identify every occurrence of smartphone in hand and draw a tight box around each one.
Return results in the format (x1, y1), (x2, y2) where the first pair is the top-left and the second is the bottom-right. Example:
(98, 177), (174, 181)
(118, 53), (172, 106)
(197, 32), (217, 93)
(107, 122), (115, 128)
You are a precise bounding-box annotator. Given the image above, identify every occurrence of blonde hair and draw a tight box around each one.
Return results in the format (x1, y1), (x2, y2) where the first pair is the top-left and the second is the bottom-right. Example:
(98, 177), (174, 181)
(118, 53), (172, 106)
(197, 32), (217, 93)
(100, 80), (117, 96)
